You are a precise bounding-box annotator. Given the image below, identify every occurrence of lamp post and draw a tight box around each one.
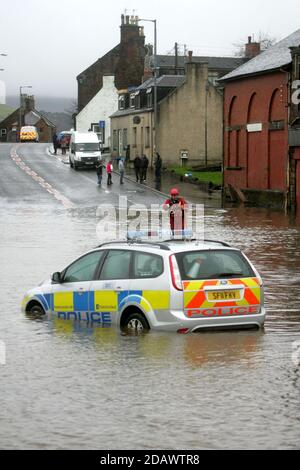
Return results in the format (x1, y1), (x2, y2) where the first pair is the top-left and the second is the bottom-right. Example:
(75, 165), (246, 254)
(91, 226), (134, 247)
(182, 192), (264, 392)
(139, 18), (157, 167)
(19, 85), (32, 141)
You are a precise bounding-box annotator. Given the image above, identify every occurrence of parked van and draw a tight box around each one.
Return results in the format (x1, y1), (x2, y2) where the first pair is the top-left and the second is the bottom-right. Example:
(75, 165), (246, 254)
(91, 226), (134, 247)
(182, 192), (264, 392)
(69, 131), (101, 170)
(20, 126), (39, 143)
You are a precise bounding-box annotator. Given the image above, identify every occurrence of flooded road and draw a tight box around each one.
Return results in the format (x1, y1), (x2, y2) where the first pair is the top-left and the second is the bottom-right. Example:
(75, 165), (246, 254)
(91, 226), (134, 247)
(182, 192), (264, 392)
(0, 144), (300, 449)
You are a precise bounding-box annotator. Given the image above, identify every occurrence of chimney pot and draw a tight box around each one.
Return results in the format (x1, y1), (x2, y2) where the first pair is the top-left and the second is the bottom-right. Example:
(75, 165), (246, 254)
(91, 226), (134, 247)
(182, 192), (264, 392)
(245, 36), (261, 58)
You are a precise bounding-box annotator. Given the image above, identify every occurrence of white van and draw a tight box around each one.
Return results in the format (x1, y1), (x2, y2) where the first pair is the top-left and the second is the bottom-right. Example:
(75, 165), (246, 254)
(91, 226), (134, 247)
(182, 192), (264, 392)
(69, 131), (101, 170)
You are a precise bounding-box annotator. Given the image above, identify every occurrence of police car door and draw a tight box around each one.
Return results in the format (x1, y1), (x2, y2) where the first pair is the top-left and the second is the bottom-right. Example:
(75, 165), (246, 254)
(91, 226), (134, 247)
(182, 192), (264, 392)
(51, 250), (105, 321)
(89, 249), (131, 326)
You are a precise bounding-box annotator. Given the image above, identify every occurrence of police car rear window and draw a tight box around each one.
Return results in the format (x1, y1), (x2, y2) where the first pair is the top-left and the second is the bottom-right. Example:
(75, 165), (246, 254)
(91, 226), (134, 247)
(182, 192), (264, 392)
(175, 250), (254, 280)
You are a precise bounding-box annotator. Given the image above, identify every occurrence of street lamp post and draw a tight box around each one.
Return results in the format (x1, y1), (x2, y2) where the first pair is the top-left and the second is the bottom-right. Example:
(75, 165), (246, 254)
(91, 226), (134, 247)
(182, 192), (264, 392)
(19, 85), (32, 141)
(139, 18), (157, 167)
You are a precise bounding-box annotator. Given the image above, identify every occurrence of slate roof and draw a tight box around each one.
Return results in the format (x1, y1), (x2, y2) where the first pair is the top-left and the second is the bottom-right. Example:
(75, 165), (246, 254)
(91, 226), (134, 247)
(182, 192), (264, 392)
(155, 55), (247, 71)
(221, 29), (300, 82)
(137, 75), (186, 90)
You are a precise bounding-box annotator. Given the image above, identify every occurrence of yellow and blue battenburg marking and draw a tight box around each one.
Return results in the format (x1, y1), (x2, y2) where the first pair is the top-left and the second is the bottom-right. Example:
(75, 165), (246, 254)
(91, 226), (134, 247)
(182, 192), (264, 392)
(31, 289), (170, 323)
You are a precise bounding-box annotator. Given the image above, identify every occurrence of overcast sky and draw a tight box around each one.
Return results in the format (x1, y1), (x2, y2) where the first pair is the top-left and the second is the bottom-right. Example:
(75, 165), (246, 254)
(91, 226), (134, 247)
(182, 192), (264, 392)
(1, 0), (300, 101)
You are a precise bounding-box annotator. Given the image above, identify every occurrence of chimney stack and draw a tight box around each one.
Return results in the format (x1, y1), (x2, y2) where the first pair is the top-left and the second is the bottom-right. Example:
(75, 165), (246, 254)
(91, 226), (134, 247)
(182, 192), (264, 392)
(245, 36), (261, 59)
(188, 50), (193, 62)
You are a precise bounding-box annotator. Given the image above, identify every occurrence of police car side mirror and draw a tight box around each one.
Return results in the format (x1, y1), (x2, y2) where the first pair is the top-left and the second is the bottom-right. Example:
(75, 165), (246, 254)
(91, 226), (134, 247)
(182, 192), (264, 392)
(52, 272), (62, 284)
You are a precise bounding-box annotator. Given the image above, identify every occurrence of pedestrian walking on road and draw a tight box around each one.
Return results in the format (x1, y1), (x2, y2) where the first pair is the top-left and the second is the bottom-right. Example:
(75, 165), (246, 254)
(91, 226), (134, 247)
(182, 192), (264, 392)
(119, 158), (125, 184)
(106, 160), (113, 186)
(133, 154), (142, 183)
(140, 154), (149, 182)
(52, 132), (58, 155)
(155, 152), (162, 181)
(95, 161), (103, 186)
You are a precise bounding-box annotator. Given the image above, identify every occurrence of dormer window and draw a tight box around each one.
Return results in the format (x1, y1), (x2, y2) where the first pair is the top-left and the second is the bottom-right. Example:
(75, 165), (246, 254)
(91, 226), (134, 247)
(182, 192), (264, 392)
(119, 95), (125, 110)
(130, 93), (136, 108)
(146, 88), (153, 108)
(135, 91), (141, 109)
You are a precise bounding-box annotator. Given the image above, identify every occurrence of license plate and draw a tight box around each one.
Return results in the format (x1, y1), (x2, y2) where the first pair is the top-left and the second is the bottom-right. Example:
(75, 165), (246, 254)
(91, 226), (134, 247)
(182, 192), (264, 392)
(207, 290), (240, 301)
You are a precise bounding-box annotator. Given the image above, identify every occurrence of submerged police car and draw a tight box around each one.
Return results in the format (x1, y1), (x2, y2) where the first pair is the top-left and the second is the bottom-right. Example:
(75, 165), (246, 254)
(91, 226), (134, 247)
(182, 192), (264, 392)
(22, 240), (265, 333)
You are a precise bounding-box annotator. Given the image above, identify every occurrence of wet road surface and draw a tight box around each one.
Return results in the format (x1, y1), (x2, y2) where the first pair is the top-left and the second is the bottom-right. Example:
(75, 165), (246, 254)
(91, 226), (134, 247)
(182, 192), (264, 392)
(0, 143), (300, 449)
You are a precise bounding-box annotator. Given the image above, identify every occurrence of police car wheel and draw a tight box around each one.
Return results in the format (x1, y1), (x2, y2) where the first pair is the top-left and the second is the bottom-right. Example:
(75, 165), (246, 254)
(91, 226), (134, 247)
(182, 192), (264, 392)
(29, 304), (45, 316)
(125, 313), (149, 331)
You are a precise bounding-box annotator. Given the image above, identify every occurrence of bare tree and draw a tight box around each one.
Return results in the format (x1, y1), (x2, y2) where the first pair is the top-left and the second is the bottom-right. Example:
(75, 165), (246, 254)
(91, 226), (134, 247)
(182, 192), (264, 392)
(233, 32), (278, 57)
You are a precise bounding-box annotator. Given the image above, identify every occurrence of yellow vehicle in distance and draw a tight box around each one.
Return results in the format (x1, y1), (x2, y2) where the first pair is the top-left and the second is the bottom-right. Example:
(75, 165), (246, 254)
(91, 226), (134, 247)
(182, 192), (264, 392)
(20, 126), (39, 143)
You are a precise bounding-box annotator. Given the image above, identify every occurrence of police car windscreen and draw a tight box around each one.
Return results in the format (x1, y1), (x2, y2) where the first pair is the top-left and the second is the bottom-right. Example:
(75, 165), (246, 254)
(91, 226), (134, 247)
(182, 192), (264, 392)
(175, 250), (255, 280)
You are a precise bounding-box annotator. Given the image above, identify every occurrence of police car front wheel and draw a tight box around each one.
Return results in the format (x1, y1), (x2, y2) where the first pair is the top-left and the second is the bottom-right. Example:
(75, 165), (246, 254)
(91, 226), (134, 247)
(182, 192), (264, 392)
(27, 303), (45, 316)
(124, 313), (149, 332)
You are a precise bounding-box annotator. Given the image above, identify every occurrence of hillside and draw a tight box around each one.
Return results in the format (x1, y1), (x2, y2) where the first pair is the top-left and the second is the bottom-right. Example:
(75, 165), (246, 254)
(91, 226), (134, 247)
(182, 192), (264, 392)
(39, 111), (73, 133)
(0, 103), (15, 122)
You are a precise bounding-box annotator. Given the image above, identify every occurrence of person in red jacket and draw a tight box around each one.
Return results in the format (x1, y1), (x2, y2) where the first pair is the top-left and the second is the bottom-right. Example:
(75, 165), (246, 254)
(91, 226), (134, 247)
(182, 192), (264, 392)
(163, 188), (187, 233)
(106, 160), (113, 186)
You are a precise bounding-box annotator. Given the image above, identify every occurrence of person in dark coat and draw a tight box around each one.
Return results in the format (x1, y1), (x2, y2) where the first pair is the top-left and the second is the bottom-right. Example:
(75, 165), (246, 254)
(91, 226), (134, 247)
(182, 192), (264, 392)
(155, 152), (162, 181)
(140, 154), (149, 182)
(52, 133), (58, 155)
(95, 161), (103, 186)
(133, 154), (142, 183)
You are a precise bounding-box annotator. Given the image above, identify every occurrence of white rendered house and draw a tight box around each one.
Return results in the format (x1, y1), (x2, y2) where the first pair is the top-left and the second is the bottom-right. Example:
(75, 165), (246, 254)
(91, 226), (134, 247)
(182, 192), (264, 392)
(0, 80), (6, 104)
(76, 75), (118, 149)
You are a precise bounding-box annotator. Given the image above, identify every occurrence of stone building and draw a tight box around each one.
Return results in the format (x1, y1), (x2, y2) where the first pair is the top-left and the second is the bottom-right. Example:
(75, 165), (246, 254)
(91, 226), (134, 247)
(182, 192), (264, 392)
(221, 29), (300, 212)
(76, 14), (145, 148)
(110, 52), (247, 167)
(0, 95), (56, 143)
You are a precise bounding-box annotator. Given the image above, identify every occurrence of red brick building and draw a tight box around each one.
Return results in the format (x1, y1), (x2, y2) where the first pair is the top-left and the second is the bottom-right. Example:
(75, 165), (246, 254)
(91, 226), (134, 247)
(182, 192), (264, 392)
(221, 30), (300, 212)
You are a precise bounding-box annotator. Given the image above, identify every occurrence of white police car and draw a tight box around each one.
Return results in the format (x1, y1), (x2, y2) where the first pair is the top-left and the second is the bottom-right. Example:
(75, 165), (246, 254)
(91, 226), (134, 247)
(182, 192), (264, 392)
(22, 240), (265, 333)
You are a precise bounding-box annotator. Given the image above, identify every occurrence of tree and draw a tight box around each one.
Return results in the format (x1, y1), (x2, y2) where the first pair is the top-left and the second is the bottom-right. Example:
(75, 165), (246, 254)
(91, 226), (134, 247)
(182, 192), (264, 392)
(233, 32), (278, 57)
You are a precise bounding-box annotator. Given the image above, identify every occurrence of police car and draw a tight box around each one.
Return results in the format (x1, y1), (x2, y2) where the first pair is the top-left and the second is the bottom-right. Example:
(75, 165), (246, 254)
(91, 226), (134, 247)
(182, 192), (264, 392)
(22, 240), (265, 333)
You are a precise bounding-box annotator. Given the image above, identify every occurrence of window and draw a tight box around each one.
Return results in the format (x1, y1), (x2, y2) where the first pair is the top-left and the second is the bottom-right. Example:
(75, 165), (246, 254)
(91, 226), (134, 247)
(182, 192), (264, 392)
(1, 129), (7, 135)
(123, 128), (128, 150)
(113, 130), (118, 151)
(99, 250), (131, 280)
(146, 89), (153, 108)
(145, 127), (150, 148)
(63, 251), (105, 283)
(75, 143), (100, 152)
(135, 92), (141, 109)
(175, 250), (254, 280)
(133, 252), (163, 279)
(119, 95), (125, 110)
(133, 127), (137, 148)
(130, 93), (136, 108)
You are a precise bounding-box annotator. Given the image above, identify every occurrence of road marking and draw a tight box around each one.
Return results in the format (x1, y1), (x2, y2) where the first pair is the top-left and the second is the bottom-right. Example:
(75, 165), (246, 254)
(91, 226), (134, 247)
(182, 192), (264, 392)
(10, 145), (75, 209)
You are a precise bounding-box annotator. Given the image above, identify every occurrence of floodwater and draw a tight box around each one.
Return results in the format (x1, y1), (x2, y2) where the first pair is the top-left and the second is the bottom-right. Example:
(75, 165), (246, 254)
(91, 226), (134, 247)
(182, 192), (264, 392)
(0, 201), (300, 450)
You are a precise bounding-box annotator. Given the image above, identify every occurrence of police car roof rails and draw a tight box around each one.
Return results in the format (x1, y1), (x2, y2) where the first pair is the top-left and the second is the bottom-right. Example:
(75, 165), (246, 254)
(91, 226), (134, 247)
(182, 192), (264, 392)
(161, 239), (231, 247)
(97, 240), (171, 251)
(204, 239), (231, 247)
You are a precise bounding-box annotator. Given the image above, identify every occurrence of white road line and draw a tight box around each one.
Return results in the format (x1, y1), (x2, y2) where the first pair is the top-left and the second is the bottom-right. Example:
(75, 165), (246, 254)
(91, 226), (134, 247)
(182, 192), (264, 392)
(10, 145), (75, 209)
